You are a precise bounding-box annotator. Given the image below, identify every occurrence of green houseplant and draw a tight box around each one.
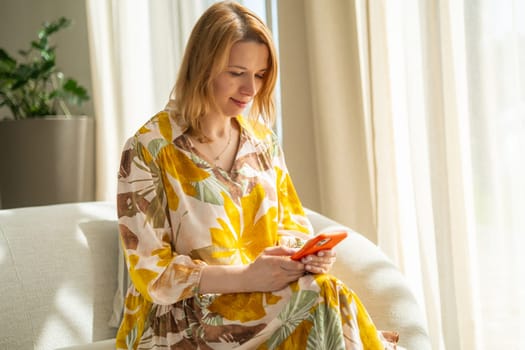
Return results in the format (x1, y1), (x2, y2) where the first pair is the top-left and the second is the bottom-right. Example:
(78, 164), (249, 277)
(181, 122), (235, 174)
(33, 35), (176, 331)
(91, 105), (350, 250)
(0, 17), (95, 209)
(0, 17), (89, 119)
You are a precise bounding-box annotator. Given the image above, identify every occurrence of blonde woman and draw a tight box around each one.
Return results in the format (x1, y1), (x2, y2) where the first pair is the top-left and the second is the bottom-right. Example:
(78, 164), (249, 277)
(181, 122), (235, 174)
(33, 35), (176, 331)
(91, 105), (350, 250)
(116, 1), (399, 349)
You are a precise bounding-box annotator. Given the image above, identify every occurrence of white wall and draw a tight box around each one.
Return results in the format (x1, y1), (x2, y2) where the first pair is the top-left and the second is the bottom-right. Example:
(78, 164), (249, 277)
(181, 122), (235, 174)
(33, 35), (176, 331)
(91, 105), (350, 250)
(0, 0), (94, 118)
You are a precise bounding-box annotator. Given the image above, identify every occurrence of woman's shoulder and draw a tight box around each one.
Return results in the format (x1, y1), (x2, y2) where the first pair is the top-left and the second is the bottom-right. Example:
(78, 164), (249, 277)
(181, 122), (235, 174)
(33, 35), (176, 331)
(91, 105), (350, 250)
(122, 111), (183, 158)
(135, 111), (182, 141)
(236, 115), (276, 144)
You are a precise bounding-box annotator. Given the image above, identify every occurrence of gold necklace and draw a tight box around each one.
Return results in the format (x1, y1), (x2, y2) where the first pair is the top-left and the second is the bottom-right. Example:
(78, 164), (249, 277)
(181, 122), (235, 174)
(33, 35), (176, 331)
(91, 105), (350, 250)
(211, 125), (233, 162)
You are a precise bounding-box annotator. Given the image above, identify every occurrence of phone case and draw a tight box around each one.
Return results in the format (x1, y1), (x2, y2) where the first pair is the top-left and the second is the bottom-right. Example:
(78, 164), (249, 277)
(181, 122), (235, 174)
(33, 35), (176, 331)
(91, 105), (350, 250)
(290, 231), (348, 261)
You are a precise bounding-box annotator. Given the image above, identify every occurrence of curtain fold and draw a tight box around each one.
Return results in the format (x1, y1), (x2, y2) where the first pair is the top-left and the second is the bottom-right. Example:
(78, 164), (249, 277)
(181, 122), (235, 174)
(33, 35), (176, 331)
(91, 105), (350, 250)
(85, 0), (123, 202)
(85, 0), (203, 201)
(303, 0), (377, 243)
(429, 2), (480, 348)
(301, 0), (524, 349)
(464, 0), (525, 347)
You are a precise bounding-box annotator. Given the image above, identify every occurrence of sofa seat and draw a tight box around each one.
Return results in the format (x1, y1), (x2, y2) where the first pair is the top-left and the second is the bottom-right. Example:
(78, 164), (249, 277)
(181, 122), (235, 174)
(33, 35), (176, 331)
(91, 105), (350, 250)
(0, 202), (430, 349)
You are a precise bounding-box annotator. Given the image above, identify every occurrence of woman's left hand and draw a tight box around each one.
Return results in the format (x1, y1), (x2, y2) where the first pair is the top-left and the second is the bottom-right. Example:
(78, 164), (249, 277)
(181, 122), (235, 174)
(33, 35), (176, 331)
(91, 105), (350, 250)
(301, 249), (337, 274)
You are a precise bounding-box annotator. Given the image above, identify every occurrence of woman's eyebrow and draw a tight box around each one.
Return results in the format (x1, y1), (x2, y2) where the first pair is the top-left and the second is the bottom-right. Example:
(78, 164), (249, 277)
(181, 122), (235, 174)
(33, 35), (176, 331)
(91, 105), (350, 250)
(228, 65), (267, 72)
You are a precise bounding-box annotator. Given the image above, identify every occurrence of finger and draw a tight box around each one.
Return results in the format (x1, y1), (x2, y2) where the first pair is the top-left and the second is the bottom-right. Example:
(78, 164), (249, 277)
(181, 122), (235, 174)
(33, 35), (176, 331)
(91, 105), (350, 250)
(305, 264), (328, 274)
(279, 255), (304, 266)
(264, 246), (296, 256)
(279, 261), (307, 281)
(279, 261), (305, 274)
(285, 268), (307, 278)
(310, 259), (334, 272)
(304, 258), (334, 273)
(316, 249), (336, 257)
(301, 255), (334, 265)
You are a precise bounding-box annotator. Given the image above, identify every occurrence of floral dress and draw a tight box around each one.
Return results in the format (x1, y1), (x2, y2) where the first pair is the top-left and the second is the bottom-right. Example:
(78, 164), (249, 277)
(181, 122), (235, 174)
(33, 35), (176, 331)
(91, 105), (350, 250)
(116, 111), (397, 349)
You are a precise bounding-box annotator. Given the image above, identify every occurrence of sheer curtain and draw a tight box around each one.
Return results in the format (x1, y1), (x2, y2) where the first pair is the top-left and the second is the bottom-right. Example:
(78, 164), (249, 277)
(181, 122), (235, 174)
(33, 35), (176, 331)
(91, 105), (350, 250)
(368, 1), (479, 348)
(85, 0), (205, 201)
(302, 0), (524, 349)
(374, 0), (525, 348)
(464, 0), (525, 347)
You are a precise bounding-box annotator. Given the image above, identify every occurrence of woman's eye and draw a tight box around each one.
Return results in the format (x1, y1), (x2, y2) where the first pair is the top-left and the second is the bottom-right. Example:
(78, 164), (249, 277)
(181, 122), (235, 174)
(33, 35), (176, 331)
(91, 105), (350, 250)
(255, 74), (265, 80)
(229, 71), (243, 77)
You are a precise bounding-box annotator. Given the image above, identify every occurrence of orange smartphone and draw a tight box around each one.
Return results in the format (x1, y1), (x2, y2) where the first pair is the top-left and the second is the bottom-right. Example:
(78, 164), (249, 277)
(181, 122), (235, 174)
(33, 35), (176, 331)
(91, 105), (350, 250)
(291, 231), (348, 261)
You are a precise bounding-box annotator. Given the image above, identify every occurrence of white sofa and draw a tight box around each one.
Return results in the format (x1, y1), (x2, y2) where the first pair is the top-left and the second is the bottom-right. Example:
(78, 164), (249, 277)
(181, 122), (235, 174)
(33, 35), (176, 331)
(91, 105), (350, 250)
(0, 202), (430, 350)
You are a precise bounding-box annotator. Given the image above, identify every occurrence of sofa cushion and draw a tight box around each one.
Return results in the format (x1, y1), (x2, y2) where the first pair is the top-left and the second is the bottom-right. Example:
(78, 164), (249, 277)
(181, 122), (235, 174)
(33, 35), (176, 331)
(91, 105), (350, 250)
(0, 202), (119, 350)
(56, 338), (116, 350)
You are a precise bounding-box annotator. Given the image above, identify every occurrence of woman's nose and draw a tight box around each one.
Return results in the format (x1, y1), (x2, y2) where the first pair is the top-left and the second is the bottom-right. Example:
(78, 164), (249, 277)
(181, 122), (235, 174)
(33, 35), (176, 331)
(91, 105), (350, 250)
(240, 75), (256, 96)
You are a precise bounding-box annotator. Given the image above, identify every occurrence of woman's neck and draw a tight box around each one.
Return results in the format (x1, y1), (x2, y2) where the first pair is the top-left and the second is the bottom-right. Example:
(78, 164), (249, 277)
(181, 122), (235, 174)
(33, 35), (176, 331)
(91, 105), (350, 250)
(198, 114), (235, 141)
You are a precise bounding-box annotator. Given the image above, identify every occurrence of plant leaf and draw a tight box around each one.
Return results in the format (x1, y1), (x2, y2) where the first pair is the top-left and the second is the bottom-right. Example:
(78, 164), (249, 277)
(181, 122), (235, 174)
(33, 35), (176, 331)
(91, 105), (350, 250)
(62, 78), (89, 105)
(0, 16), (89, 119)
(42, 17), (70, 38)
(0, 49), (16, 72)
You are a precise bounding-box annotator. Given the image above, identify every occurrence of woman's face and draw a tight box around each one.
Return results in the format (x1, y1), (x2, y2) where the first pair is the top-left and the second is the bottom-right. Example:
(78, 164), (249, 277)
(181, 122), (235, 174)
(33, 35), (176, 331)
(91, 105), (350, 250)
(211, 41), (269, 118)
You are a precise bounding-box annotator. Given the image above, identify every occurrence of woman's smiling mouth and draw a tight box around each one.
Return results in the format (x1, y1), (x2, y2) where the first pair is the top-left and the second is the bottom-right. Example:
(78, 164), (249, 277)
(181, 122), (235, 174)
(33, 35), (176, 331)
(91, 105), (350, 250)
(231, 98), (248, 108)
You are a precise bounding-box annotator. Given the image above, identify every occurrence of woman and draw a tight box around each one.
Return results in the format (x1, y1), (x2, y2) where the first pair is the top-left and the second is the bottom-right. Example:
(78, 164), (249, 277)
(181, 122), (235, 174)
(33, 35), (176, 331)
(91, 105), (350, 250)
(116, 1), (398, 349)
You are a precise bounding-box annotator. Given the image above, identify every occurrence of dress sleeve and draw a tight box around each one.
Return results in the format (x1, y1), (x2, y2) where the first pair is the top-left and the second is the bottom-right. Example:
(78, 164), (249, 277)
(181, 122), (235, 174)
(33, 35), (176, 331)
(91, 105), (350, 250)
(270, 133), (314, 247)
(117, 135), (205, 305)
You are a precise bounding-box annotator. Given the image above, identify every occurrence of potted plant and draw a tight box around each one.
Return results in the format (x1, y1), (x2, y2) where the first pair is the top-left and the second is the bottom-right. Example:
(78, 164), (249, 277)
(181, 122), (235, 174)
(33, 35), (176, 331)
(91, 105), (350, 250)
(0, 17), (95, 209)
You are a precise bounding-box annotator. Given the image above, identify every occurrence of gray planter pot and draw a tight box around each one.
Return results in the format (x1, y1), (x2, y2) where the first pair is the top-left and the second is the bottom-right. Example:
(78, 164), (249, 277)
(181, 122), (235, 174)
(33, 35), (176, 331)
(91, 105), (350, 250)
(0, 116), (95, 209)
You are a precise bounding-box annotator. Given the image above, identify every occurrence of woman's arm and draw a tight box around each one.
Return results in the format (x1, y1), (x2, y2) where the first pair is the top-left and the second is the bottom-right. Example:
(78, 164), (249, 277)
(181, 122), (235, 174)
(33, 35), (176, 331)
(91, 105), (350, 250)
(199, 246), (305, 293)
(118, 134), (206, 305)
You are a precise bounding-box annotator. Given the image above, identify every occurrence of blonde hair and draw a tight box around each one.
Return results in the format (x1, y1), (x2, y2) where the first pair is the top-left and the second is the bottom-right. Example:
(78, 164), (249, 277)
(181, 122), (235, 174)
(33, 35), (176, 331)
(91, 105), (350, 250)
(165, 1), (278, 137)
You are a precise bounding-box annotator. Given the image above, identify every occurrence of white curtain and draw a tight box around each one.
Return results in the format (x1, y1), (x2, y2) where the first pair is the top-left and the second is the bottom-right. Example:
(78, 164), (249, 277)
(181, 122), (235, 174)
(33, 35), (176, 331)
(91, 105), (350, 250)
(368, 1), (479, 348)
(85, 0), (204, 201)
(371, 1), (525, 348)
(463, 0), (525, 347)
(302, 0), (524, 349)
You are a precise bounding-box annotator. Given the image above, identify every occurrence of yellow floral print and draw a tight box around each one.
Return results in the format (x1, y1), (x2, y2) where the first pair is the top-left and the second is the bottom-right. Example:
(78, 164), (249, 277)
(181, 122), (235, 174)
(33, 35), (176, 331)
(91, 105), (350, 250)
(276, 166), (309, 234)
(208, 292), (282, 323)
(210, 184), (277, 264)
(157, 112), (172, 141)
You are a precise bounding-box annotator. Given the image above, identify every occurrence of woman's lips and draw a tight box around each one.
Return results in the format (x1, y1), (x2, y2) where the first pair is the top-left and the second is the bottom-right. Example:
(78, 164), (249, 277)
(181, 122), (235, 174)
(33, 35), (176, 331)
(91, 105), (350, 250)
(231, 98), (248, 108)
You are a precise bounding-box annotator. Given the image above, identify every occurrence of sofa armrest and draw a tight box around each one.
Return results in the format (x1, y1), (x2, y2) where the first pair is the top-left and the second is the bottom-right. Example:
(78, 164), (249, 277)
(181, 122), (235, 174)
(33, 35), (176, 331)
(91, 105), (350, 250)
(0, 202), (119, 350)
(305, 208), (431, 350)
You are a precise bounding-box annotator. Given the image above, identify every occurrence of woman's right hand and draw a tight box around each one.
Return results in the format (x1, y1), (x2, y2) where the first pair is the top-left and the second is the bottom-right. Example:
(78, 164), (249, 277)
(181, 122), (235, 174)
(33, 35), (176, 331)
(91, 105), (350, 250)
(199, 246), (305, 294)
(244, 246), (305, 292)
